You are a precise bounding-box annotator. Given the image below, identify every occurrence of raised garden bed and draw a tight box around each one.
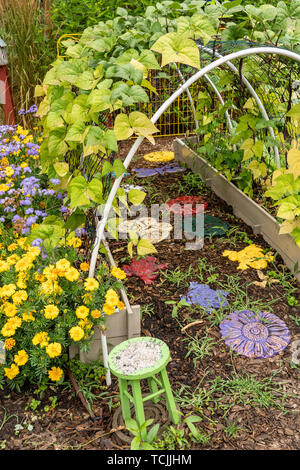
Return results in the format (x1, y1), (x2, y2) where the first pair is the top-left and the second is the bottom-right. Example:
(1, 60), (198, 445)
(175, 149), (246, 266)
(173, 137), (300, 282)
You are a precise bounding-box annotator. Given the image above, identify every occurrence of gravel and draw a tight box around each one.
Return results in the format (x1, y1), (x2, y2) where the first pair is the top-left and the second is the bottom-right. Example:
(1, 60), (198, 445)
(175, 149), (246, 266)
(114, 339), (162, 375)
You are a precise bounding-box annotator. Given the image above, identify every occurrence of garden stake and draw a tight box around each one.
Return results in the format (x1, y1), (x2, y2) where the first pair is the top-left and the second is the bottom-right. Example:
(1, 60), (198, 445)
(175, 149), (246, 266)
(66, 366), (95, 419)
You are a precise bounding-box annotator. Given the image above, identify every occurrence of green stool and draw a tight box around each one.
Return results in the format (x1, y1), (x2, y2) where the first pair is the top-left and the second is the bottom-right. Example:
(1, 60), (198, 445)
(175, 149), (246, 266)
(108, 337), (180, 438)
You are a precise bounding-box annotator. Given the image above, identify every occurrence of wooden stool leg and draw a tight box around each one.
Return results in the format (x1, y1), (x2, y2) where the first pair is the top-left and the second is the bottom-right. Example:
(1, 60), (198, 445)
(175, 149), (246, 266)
(160, 368), (180, 424)
(147, 376), (160, 403)
(130, 380), (147, 439)
(118, 378), (131, 422)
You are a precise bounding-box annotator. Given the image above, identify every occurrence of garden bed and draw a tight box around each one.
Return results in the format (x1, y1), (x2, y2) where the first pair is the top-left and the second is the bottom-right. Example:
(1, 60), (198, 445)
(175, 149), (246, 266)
(1, 137), (299, 450)
(173, 137), (300, 283)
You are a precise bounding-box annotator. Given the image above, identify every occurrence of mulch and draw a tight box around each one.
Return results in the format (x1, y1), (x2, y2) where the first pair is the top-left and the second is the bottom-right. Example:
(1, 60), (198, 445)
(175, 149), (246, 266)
(0, 136), (299, 450)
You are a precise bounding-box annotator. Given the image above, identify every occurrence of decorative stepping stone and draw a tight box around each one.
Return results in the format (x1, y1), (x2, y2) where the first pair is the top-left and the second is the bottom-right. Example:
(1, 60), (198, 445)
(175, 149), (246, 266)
(118, 216), (172, 244)
(222, 244), (274, 270)
(132, 163), (186, 178)
(219, 310), (290, 359)
(181, 282), (229, 312)
(143, 151), (174, 162)
(166, 196), (208, 216)
(122, 256), (168, 285)
(182, 214), (230, 237)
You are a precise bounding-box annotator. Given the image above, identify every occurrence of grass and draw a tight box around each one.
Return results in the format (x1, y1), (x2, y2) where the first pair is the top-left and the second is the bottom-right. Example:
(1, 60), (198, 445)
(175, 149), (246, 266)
(0, 0), (55, 123)
(183, 329), (217, 365)
(161, 265), (196, 288)
(176, 371), (287, 420)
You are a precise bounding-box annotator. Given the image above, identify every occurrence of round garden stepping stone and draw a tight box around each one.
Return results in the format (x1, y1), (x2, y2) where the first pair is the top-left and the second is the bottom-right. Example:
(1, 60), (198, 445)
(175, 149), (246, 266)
(143, 151), (174, 162)
(166, 196), (208, 216)
(219, 310), (290, 359)
(118, 216), (172, 243)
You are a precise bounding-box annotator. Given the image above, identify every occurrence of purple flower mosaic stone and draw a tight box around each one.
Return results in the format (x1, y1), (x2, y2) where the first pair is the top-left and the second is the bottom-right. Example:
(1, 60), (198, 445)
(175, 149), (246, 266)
(132, 163), (186, 178)
(219, 310), (290, 359)
(181, 282), (229, 312)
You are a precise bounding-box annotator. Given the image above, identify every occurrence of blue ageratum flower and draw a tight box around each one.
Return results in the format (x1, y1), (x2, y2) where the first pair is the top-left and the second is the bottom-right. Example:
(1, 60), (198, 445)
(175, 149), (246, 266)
(181, 282), (229, 312)
(219, 310), (290, 359)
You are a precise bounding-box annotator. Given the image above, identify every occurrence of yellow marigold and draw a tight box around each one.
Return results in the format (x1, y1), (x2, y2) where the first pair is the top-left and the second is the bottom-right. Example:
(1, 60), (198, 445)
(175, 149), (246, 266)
(76, 305), (89, 319)
(34, 273), (45, 282)
(5, 166), (14, 177)
(4, 338), (15, 350)
(2, 302), (18, 317)
(55, 258), (71, 275)
(91, 309), (101, 319)
(105, 289), (119, 307)
(46, 342), (62, 358)
(0, 184), (8, 192)
(48, 366), (63, 382)
(22, 311), (35, 322)
(44, 304), (59, 320)
(80, 262), (89, 272)
(43, 264), (58, 281)
(67, 237), (82, 248)
(64, 267), (80, 282)
(4, 363), (19, 380)
(12, 290), (28, 305)
(1, 324), (16, 337)
(32, 331), (49, 348)
(14, 349), (28, 366)
(69, 326), (84, 342)
(39, 280), (62, 296)
(84, 277), (99, 291)
(6, 254), (20, 266)
(0, 260), (9, 272)
(14, 258), (32, 272)
(111, 266), (127, 280)
(17, 237), (27, 249)
(0, 284), (16, 297)
(7, 243), (18, 252)
(102, 303), (115, 316)
(117, 301), (125, 310)
(6, 316), (22, 329)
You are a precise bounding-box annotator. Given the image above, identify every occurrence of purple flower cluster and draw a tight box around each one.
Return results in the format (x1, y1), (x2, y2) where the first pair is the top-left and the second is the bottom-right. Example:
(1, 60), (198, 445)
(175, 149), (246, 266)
(18, 105), (38, 116)
(181, 282), (229, 312)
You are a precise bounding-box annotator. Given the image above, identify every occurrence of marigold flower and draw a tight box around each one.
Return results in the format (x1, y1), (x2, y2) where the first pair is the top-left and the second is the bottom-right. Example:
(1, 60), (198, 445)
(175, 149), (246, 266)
(55, 258), (71, 275)
(32, 331), (49, 348)
(12, 290), (28, 305)
(64, 267), (80, 282)
(0, 260), (9, 272)
(14, 349), (29, 366)
(2, 302), (18, 317)
(1, 324), (16, 337)
(111, 266), (127, 280)
(117, 301), (125, 310)
(46, 342), (62, 358)
(91, 309), (101, 319)
(0, 284), (16, 297)
(4, 363), (19, 380)
(69, 326), (84, 342)
(102, 303), (115, 316)
(44, 304), (59, 320)
(80, 262), (89, 272)
(84, 277), (99, 291)
(7, 243), (18, 252)
(22, 311), (35, 322)
(76, 305), (89, 319)
(48, 366), (63, 382)
(4, 338), (15, 350)
(67, 237), (82, 248)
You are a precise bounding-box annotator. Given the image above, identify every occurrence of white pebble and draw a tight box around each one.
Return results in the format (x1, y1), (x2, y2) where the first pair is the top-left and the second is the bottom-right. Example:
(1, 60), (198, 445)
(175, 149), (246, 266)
(115, 339), (162, 375)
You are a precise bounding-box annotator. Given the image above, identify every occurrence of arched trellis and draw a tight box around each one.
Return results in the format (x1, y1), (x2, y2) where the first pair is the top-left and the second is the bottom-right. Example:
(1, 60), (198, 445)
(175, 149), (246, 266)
(90, 46), (300, 384)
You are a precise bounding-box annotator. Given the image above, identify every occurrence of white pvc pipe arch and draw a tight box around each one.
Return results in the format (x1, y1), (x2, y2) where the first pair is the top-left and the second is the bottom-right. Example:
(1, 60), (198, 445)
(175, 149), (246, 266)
(89, 46), (300, 279)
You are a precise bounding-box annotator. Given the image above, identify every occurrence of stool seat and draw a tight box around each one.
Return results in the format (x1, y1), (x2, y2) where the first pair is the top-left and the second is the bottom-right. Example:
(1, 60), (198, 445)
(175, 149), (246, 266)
(108, 337), (180, 437)
(108, 337), (170, 380)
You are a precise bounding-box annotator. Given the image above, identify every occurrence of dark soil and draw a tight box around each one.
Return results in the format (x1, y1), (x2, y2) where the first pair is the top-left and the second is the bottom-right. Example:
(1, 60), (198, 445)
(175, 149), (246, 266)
(0, 137), (299, 450)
